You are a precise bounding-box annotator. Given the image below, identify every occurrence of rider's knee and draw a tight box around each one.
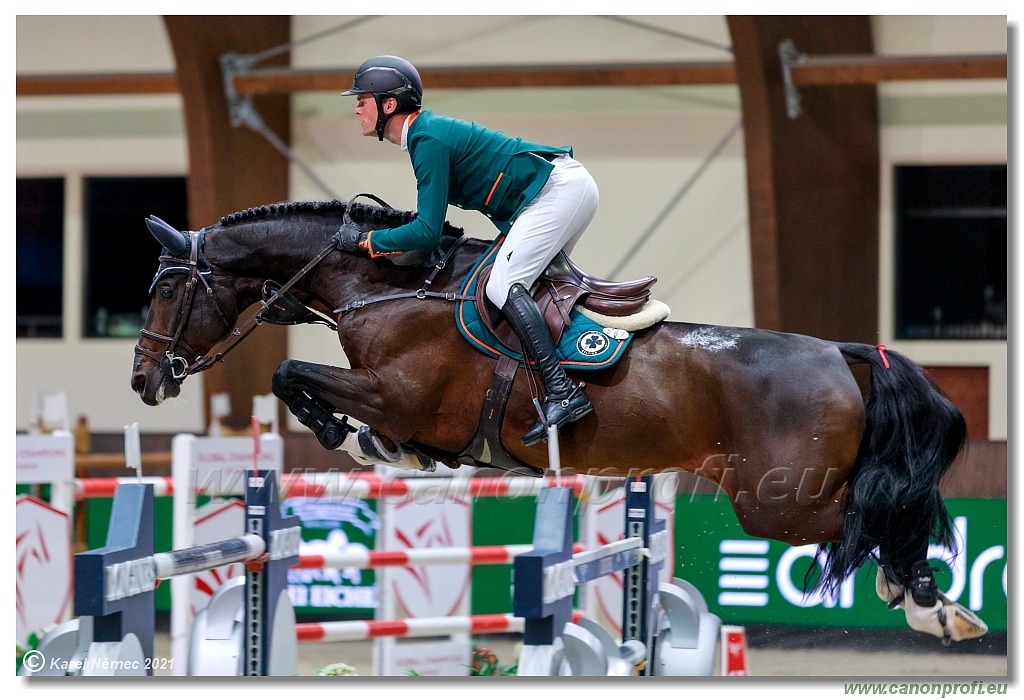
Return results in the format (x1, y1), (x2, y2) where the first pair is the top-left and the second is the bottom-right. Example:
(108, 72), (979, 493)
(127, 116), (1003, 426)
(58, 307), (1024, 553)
(484, 273), (511, 309)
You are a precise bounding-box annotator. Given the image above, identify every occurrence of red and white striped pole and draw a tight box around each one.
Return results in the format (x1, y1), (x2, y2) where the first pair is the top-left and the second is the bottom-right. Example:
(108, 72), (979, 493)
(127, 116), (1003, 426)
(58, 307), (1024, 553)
(297, 610), (584, 643)
(296, 542), (584, 570)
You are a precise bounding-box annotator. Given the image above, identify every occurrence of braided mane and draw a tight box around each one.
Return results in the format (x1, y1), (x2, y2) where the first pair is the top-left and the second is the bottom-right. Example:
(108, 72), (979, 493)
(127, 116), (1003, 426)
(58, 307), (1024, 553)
(218, 199), (464, 237)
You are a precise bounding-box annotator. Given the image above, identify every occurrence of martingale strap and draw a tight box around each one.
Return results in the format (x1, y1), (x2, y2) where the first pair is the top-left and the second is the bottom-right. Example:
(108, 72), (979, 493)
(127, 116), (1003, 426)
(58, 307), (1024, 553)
(195, 240), (339, 373)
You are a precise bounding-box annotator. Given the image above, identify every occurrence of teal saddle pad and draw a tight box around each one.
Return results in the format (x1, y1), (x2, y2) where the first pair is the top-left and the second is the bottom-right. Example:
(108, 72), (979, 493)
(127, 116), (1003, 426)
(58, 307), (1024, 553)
(454, 239), (635, 370)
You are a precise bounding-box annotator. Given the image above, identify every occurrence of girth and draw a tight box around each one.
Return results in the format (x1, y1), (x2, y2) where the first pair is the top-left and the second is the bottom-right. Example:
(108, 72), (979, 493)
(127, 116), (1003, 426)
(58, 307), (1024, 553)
(455, 354), (544, 476)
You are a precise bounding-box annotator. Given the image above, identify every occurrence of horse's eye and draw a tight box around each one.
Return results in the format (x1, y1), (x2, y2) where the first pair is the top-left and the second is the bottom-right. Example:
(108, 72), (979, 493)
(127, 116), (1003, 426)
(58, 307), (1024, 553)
(160, 288), (174, 300)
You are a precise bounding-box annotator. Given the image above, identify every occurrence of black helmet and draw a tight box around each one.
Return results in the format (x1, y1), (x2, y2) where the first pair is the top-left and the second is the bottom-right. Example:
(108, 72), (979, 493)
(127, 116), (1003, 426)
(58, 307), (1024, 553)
(342, 55), (423, 140)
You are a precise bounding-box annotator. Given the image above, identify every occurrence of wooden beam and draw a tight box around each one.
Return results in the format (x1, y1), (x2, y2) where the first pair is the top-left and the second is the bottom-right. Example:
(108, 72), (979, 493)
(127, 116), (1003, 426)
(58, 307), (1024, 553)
(789, 53), (1007, 85)
(231, 62), (738, 95)
(163, 16), (292, 431)
(17, 72), (178, 96)
(16, 53), (1006, 97)
(729, 16), (880, 342)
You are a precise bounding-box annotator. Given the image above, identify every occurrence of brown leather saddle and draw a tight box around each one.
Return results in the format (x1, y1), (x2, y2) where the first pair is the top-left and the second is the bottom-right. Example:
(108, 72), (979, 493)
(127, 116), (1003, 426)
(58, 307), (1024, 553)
(455, 251), (657, 476)
(475, 251), (657, 352)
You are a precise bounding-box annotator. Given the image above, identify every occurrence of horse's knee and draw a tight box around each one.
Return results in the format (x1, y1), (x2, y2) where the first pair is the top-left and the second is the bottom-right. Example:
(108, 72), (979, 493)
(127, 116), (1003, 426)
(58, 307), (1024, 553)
(272, 359), (301, 398)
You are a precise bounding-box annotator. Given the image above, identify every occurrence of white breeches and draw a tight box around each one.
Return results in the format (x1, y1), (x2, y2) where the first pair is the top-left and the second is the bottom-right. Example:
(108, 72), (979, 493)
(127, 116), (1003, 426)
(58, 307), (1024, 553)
(484, 155), (599, 308)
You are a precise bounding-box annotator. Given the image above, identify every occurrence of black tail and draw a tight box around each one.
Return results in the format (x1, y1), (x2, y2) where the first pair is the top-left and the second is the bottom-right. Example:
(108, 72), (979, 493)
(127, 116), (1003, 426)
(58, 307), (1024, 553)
(817, 343), (967, 594)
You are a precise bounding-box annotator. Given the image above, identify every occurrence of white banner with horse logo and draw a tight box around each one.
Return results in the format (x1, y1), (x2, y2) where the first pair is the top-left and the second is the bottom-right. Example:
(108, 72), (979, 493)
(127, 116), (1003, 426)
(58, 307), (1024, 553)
(374, 473), (472, 676)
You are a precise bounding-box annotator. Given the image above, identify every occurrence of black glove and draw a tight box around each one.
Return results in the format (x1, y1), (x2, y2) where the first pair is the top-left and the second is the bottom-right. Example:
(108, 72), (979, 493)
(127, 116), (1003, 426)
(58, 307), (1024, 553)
(333, 221), (369, 254)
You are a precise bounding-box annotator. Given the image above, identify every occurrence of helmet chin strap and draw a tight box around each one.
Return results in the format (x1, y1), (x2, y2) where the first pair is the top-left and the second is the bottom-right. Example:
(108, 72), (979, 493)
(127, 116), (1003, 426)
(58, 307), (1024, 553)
(373, 94), (392, 141)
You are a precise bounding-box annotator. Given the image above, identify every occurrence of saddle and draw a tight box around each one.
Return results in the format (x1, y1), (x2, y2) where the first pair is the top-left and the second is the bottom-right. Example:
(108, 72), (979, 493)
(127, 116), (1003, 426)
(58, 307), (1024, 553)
(475, 251), (657, 352)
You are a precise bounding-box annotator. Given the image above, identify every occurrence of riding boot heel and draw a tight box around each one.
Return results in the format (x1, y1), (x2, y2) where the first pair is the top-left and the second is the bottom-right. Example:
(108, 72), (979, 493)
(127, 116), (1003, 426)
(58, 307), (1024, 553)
(521, 384), (593, 446)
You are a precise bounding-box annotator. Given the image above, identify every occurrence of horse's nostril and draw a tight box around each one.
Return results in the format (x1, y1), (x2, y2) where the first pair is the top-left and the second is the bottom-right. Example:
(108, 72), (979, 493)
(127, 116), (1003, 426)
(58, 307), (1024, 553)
(131, 373), (146, 394)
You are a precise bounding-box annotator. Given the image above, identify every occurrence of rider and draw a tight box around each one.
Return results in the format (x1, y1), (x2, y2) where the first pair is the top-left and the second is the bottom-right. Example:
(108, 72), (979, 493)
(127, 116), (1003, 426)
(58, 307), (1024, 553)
(336, 55), (599, 447)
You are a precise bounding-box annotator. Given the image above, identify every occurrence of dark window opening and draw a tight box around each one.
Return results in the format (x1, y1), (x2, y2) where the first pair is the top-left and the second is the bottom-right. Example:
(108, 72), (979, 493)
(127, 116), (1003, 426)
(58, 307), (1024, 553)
(895, 164), (1007, 340)
(17, 178), (65, 338)
(84, 177), (188, 338)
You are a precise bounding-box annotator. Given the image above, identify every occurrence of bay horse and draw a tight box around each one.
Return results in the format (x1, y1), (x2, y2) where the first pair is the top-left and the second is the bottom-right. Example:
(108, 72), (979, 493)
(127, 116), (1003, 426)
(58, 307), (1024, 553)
(130, 198), (987, 644)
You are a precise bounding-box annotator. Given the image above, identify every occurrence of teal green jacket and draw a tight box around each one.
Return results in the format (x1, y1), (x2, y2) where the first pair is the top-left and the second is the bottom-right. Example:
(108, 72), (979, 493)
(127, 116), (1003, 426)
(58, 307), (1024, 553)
(366, 110), (571, 257)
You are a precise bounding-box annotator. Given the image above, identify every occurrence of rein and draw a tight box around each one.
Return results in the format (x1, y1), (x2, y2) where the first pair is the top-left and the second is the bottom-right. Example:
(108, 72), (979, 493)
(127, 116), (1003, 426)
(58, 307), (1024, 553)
(333, 235), (473, 316)
(197, 239), (338, 373)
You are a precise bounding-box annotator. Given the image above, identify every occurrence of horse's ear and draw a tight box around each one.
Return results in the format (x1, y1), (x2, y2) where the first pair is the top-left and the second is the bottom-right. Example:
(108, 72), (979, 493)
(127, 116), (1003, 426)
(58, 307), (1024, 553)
(146, 215), (189, 258)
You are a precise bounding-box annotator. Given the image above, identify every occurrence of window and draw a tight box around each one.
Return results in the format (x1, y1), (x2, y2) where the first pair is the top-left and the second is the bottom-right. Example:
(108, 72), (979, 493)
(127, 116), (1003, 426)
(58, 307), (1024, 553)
(894, 165), (1007, 340)
(84, 177), (188, 338)
(17, 178), (65, 338)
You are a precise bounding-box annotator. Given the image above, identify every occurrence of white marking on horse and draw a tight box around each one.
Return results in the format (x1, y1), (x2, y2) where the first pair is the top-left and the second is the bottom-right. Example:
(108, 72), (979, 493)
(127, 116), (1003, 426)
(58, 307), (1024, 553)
(680, 327), (739, 352)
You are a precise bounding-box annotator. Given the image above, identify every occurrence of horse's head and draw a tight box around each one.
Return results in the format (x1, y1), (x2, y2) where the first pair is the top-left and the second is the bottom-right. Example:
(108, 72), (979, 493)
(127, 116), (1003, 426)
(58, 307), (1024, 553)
(131, 216), (240, 406)
(130, 198), (472, 406)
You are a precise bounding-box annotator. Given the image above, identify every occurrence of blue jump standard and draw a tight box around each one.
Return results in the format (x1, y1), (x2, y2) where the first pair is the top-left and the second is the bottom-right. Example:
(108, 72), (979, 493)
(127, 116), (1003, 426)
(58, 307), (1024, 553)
(513, 475), (666, 673)
(74, 481), (157, 665)
(71, 470), (298, 676)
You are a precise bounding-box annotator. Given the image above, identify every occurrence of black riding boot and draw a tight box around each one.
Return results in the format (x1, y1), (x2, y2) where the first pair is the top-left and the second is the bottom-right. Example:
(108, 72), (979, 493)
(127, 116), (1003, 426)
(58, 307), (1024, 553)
(501, 283), (593, 446)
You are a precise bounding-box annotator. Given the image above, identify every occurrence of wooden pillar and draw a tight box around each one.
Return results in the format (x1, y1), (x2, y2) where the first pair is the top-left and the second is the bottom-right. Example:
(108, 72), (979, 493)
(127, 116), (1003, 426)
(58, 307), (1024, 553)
(727, 16), (879, 342)
(163, 16), (291, 429)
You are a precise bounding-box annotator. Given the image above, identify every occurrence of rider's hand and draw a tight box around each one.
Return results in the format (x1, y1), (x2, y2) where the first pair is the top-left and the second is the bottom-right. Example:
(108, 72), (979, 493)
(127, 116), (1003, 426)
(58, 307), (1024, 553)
(333, 221), (369, 254)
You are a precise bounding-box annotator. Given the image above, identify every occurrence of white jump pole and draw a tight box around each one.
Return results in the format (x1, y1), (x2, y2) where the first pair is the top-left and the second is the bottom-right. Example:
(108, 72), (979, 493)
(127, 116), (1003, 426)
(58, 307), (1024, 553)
(547, 425), (561, 477)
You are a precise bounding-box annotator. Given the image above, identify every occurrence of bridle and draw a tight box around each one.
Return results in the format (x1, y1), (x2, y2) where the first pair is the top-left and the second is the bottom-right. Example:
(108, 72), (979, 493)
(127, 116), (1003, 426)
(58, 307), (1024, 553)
(135, 229), (230, 380)
(135, 228), (336, 381)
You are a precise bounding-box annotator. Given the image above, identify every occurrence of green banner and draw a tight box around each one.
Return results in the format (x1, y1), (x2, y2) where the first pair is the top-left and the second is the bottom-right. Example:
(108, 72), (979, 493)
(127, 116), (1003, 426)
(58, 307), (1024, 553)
(673, 496), (1007, 631)
(283, 497), (379, 617)
(82, 493), (1006, 631)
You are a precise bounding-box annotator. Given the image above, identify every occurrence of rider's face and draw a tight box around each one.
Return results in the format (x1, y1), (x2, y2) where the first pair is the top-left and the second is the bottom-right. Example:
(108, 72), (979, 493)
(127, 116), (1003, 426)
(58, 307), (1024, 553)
(354, 94), (377, 137)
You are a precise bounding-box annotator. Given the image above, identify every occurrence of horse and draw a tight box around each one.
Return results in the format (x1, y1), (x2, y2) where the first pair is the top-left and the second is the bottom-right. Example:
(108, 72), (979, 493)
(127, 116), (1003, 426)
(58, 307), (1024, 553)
(130, 198), (988, 645)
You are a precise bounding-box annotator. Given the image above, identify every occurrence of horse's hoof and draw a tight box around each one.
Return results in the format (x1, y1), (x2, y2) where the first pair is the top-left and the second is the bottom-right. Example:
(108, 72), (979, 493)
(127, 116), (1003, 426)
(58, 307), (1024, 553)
(874, 565), (903, 604)
(901, 589), (989, 642)
(357, 426), (402, 462)
(415, 453), (437, 472)
(938, 593), (989, 641)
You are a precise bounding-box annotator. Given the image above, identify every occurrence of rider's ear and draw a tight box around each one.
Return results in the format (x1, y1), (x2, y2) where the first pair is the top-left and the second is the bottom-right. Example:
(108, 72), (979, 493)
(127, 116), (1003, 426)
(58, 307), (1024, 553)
(382, 97), (399, 116)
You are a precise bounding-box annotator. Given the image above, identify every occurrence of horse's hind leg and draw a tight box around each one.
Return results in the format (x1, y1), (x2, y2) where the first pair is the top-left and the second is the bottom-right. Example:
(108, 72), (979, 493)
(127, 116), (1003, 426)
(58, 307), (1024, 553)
(876, 548), (988, 644)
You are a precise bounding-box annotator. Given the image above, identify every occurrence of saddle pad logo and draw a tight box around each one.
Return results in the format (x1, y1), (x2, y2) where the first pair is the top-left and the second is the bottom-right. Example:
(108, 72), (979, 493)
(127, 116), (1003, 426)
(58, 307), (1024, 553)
(577, 330), (610, 356)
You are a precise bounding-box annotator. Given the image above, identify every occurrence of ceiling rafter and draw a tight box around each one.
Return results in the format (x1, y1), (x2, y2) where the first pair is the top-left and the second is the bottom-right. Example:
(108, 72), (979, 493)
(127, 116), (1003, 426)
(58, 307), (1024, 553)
(16, 53), (1006, 97)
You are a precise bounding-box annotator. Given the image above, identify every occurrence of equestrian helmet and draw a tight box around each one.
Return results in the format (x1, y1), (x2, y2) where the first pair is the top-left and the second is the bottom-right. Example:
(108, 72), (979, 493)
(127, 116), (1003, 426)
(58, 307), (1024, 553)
(342, 55), (423, 139)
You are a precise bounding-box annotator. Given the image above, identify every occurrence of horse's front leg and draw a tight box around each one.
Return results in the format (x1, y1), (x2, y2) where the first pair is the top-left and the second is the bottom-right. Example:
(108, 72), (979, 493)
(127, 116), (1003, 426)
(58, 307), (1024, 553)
(271, 359), (434, 471)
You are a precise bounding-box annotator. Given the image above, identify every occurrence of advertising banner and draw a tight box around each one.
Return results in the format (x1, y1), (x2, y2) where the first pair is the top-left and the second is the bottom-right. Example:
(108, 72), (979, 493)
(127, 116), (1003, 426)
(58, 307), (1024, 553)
(674, 496), (1007, 631)
(284, 497), (379, 616)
